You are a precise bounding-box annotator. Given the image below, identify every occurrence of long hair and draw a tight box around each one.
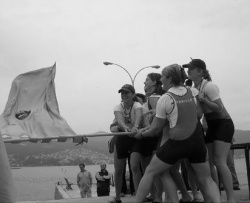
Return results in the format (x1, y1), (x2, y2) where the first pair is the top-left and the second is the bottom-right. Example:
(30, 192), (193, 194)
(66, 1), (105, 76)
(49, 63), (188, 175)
(136, 93), (147, 103)
(147, 73), (165, 95)
(202, 69), (212, 81)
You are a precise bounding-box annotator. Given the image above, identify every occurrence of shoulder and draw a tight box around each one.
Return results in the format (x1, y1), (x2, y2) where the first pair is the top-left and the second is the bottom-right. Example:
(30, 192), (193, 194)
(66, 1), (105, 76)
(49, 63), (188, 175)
(203, 81), (220, 94)
(133, 101), (142, 109)
(202, 80), (218, 91)
(114, 103), (123, 111)
(168, 86), (187, 96)
(157, 93), (174, 105)
(149, 93), (161, 98)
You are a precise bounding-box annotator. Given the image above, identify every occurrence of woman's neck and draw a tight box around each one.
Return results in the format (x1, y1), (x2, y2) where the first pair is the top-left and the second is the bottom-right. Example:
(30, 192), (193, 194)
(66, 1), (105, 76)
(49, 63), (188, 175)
(123, 100), (133, 109)
(193, 77), (203, 87)
(146, 86), (156, 96)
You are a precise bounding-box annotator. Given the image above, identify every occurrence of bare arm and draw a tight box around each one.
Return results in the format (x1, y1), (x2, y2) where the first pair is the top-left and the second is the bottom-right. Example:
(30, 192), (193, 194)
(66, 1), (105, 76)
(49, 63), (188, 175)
(133, 117), (165, 139)
(199, 96), (224, 112)
(77, 174), (80, 188)
(133, 107), (143, 128)
(114, 111), (129, 131)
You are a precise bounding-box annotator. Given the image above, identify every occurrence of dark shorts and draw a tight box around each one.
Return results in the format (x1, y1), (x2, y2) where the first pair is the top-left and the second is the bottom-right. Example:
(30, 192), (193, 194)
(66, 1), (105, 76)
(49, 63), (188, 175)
(141, 135), (161, 157)
(97, 181), (110, 196)
(115, 135), (144, 159)
(204, 118), (234, 144)
(156, 122), (207, 165)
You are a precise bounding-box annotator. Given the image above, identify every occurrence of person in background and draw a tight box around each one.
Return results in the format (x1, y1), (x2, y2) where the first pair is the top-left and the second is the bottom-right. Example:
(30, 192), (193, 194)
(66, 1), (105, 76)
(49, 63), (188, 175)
(95, 163), (111, 196)
(183, 58), (236, 203)
(108, 84), (143, 203)
(77, 163), (92, 198)
(132, 64), (220, 203)
(142, 73), (165, 203)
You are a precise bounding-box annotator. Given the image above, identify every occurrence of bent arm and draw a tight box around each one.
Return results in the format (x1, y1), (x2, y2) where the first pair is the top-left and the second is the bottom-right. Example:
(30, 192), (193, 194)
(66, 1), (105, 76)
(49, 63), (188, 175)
(201, 97), (224, 112)
(95, 172), (104, 181)
(141, 117), (165, 138)
(103, 172), (111, 180)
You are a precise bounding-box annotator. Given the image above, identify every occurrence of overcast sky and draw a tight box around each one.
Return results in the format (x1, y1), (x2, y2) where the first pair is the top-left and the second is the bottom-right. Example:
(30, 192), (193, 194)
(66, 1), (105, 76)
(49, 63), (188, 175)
(0, 0), (249, 135)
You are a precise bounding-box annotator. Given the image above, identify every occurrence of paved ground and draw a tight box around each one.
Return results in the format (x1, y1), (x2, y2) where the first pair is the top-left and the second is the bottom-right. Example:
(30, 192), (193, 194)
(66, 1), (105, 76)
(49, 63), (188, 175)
(18, 185), (250, 203)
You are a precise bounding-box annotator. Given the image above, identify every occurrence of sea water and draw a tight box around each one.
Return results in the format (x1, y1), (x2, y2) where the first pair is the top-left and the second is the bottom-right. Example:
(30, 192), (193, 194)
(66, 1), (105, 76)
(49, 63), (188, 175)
(12, 164), (115, 201)
(12, 159), (248, 201)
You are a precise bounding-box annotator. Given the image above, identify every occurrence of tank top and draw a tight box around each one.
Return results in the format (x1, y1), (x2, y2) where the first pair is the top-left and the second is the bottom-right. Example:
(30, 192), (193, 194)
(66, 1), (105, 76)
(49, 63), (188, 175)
(167, 88), (198, 140)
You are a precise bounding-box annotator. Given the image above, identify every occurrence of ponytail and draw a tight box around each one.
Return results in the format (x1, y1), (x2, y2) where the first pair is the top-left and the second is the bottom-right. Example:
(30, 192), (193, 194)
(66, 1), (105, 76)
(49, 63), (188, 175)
(202, 70), (212, 81)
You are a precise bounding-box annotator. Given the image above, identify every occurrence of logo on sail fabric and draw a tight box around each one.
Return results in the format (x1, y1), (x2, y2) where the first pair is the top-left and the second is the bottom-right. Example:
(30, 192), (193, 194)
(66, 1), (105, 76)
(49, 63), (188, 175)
(15, 110), (31, 120)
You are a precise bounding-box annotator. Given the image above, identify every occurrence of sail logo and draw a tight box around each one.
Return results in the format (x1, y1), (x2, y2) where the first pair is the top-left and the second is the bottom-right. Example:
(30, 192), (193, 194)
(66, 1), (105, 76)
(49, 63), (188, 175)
(15, 110), (31, 120)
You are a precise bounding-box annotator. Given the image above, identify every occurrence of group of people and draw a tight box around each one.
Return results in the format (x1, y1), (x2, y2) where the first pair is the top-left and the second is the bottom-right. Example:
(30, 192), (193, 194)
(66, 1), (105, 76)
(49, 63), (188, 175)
(108, 59), (237, 203)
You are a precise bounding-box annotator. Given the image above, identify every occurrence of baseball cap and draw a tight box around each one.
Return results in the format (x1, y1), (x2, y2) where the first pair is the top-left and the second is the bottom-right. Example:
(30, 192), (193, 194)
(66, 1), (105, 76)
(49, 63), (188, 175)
(118, 84), (135, 93)
(183, 59), (206, 70)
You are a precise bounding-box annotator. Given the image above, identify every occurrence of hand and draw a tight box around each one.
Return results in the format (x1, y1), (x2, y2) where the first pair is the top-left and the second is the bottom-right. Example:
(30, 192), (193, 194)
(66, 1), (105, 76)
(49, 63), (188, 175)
(124, 126), (131, 132)
(198, 92), (205, 103)
(134, 129), (143, 139)
(131, 127), (138, 137)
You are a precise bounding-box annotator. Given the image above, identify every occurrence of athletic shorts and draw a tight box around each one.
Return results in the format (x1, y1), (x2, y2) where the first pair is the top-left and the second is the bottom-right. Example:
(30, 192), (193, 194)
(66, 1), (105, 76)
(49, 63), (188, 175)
(115, 135), (144, 159)
(141, 135), (161, 157)
(204, 118), (234, 144)
(156, 122), (207, 165)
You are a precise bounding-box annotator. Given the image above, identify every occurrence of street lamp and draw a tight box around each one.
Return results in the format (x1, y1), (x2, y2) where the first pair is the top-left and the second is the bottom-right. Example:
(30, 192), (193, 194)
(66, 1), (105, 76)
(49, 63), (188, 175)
(103, 62), (160, 87)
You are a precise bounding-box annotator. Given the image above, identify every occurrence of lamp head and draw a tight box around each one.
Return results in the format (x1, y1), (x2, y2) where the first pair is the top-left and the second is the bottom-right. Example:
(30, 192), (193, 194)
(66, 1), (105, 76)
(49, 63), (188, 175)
(152, 65), (160, 69)
(103, 62), (113, 66)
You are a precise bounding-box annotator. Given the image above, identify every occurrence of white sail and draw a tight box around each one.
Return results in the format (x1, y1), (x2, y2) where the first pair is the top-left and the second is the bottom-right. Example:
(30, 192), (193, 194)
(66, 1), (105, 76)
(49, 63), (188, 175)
(0, 63), (77, 143)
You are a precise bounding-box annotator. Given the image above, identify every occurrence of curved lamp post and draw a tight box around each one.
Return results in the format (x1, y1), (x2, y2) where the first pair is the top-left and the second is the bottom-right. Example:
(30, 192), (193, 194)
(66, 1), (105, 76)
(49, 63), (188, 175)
(103, 62), (160, 87)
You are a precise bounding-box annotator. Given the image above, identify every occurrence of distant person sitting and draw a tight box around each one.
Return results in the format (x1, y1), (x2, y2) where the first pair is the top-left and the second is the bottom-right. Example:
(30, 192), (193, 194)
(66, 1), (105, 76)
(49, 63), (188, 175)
(77, 163), (92, 198)
(95, 163), (112, 196)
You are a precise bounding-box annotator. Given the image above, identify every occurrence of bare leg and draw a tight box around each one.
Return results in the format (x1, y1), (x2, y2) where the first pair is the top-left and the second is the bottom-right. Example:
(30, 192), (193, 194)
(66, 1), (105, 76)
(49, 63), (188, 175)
(113, 146), (126, 201)
(161, 170), (179, 203)
(141, 155), (155, 199)
(191, 160), (221, 203)
(135, 155), (178, 203)
(141, 151), (163, 202)
(206, 143), (219, 185)
(153, 175), (163, 202)
(184, 160), (204, 201)
(213, 141), (236, 203)
(227, 149), (240, 187)
(170, 160), (192, 201)
(130, 152), (143, 193)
